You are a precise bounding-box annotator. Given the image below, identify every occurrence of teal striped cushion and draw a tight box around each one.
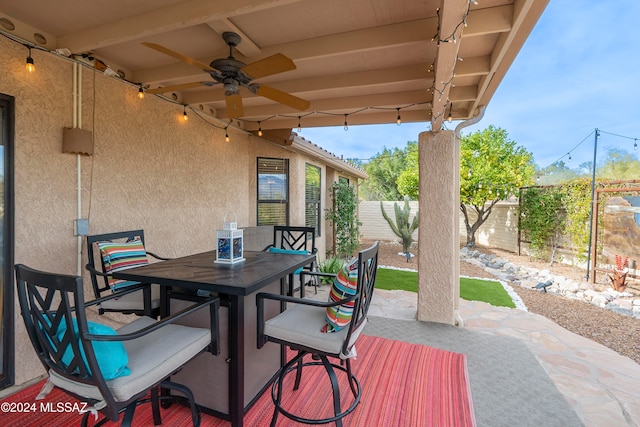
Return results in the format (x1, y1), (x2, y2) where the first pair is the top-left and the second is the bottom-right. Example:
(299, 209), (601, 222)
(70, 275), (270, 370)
(98, 238), (148, 290)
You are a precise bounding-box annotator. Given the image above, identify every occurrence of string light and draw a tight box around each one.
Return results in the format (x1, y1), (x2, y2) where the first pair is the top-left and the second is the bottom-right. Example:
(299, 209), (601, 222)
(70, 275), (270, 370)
(137, 86), (144, 99)
(567, 153), (572, 162)
(25, 46), (35, 72)
(447, 103), (453, 122)
(343, 114), (348, 131)
(297, 116), (302, 132)
(635, 139), (638, 150)
(396, 108), (402, 125)
(257, 121), (263, 137)
(225, 129), (230, 142)
(182, 106), (188, 121)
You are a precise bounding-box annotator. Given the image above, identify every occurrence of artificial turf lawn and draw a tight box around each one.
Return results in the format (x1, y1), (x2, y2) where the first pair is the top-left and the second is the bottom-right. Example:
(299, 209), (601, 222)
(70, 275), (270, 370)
(375, 268), (516, 308)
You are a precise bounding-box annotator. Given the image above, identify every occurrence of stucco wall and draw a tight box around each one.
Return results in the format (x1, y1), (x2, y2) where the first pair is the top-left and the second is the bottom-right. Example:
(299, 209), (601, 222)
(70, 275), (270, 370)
(359, 200), (519, 252)
(0, 36), (355, 387)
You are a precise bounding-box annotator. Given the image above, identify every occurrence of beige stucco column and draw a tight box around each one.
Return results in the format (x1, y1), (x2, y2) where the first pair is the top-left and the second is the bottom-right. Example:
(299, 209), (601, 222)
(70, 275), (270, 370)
(417, 130), (460, 325)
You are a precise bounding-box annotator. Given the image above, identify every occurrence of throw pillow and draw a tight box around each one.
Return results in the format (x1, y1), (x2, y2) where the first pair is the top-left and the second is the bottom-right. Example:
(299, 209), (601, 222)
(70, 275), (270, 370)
(54, 317), (130, 380)
(98, 238), (148, 290)
(322, 257), (359, 333)
(267, 247), (310, 274)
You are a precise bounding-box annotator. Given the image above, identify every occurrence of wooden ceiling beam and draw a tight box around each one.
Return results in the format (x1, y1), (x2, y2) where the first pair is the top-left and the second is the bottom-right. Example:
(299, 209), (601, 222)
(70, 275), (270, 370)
(57, 0), (302, 53)
(431, 0), (468, 130)
(215, 90), (433, 119)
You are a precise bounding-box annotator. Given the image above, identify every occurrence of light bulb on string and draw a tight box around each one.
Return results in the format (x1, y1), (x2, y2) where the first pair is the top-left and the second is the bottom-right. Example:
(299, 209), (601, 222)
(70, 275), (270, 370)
(25, 46), (35, 73)
(634, 139), (638, 150)
(343, 114), (349, 131)
(297, 116), (302, 132)
(225, 130), (230, 142)
(137, 87), (145, 99)
(567, 153), (571, 162)
(396, 108), (402, 125)
(182, 106), (188, 121)
(257, 122), (263, 137)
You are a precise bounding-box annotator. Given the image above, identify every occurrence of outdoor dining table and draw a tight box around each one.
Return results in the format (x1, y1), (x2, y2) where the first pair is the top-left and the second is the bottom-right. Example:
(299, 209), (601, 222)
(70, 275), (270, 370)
(112, 249), (315, 427)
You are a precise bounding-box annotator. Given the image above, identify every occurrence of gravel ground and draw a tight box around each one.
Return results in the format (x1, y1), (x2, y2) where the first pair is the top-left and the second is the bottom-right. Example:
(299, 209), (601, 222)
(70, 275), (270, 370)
(366, 239), (640, 365)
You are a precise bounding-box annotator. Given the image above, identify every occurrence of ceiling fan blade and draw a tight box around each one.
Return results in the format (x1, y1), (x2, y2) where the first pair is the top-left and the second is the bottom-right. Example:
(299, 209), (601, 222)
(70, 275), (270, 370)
(257, 85), (310, 111)
(146, 82), (214, 94)
(142, 42), (214, 72)
(226, 93), (244, 118)
(241, 53), (296, 79)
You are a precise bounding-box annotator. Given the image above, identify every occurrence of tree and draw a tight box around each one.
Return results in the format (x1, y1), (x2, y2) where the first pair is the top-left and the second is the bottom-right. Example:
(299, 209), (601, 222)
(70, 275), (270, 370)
(597, 148), (640, 180)
(361, 142), (417, 200)
(325, 181), (361, 258)
(380, 196), (419, 256)
(536, 160), (584, 185)
(396, 143), (419, 199)
(460, 126), (536, 247)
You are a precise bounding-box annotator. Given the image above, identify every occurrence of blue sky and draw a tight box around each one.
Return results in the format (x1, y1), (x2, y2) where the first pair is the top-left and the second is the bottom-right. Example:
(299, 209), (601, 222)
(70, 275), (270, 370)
(298, 1), (640, 169)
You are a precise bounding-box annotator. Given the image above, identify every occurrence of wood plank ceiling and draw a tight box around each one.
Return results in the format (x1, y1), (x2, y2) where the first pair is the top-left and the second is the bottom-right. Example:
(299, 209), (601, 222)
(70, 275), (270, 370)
(0, 0), (549, 134)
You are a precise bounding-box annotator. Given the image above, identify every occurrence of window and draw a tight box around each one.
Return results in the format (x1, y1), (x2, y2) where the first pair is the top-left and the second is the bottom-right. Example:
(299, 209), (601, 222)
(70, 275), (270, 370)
(305, 164), (321, 235)
(257, 158), (289, 226)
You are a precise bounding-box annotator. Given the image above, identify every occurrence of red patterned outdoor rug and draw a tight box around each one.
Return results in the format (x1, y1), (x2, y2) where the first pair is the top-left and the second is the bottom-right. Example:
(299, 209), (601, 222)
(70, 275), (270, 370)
(1, 335), (475, 426)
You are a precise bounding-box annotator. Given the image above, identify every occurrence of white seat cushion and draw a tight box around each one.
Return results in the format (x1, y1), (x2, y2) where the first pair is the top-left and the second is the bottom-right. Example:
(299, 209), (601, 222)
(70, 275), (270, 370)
(49, 316), (210, 402)
(100, 285), (161, 311)
(264, 302), (366, 358)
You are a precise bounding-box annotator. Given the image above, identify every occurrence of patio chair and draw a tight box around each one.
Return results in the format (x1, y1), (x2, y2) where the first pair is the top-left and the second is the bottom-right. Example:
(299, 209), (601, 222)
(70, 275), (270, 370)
(262, 225), (319, 296)
(86, 230), (169, 317)
(256, 241), (379, 427)
(15, 263), (220, 427)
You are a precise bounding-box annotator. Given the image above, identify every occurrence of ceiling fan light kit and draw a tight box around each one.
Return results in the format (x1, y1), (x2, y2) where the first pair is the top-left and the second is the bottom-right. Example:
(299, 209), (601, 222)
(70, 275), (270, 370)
(143, 32), (309, 119)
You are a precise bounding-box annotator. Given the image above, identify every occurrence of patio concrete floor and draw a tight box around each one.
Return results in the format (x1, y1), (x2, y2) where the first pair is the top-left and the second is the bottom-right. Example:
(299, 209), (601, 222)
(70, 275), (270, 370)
(310, 285), (640, 427)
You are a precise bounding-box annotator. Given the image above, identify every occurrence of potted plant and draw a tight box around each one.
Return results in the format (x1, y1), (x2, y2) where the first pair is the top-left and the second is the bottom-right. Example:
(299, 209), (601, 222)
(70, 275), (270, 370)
(608, 255), (629, 292)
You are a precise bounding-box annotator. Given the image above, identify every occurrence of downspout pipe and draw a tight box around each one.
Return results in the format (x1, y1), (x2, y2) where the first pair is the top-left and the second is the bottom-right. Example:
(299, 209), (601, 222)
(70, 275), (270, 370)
(455, 105), (486, 137)
(451, 105), (486, 328)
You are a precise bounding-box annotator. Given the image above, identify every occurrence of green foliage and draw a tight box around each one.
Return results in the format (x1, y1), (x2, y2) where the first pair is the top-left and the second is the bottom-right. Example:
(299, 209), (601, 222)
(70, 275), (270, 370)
(396, 145), (419, 199)
(380, 197), (419, 254)
(361, 142), (417, 200)
(519, 178), (594, 264)
(325, 181), (361, 259)
(318, 256), (343, 284)
(536, 147), (640, 185)
(518, 186), (566, 264)
(536, 160), (583, 185)
(560, 178), (593, 262)
(460, 126), (536, 246)
(597, 148), (640, 180)
(374, 269), (515, 308)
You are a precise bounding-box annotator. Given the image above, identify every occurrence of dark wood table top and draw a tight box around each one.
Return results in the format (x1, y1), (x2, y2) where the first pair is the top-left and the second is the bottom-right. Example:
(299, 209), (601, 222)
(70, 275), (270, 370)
(112, 250), (315, 296)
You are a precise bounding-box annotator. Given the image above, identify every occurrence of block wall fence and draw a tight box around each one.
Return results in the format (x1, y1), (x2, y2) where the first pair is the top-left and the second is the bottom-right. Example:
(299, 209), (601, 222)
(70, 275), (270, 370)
(359, 200), (520, 252)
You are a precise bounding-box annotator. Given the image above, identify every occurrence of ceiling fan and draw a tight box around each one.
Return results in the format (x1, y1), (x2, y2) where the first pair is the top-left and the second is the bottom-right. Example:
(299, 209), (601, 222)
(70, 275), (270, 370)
(143, 32), (309, 118)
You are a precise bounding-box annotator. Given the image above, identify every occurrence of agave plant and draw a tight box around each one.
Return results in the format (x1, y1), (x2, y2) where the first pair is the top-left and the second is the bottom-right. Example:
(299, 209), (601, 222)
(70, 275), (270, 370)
(381, 196), (419, 256)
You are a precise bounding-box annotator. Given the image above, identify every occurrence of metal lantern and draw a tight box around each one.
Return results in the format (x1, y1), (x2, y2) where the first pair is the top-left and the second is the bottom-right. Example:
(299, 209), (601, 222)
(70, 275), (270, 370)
(215, 212), (244, 264)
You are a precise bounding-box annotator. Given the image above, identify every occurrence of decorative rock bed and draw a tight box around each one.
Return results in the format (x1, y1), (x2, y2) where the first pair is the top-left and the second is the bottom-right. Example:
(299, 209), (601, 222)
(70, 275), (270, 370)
(460, 247), (640, 319)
